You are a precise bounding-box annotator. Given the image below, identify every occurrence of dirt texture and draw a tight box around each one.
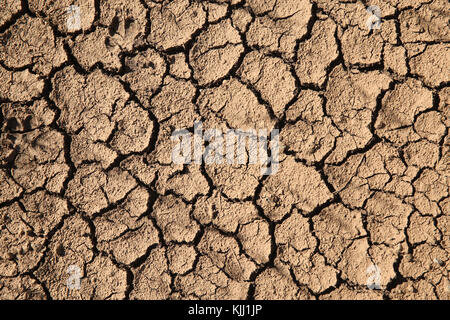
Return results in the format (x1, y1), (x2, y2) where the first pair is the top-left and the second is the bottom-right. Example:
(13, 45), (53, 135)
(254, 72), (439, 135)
(0, 0), (449, 300)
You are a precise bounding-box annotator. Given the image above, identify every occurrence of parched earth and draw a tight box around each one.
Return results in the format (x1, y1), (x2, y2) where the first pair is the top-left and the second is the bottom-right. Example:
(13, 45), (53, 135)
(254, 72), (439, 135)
(0, 0), (449, 300)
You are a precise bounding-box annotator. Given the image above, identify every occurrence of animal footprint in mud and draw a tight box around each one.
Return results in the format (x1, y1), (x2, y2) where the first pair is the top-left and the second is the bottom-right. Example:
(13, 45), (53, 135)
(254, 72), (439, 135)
(0, 115), (46, 165)
(105, 9), (140, 52)
(1, 116), (28, 164)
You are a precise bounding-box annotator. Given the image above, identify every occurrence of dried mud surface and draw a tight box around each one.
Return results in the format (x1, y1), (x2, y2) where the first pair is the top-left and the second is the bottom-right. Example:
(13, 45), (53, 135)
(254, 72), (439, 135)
(0, 0), (449, 300)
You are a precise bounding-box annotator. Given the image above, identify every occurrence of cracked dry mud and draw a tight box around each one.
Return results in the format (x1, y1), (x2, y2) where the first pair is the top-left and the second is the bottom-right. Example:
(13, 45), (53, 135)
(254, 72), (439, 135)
(0, 0), (449, 301)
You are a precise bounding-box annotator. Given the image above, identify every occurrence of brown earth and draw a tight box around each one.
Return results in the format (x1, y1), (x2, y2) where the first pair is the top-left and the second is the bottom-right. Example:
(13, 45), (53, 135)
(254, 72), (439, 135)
(0, 0), (449, 300)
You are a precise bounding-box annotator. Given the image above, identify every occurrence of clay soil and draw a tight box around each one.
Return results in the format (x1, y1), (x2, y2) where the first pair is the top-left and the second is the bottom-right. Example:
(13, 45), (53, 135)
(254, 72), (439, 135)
(0, 0), (449, 300)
